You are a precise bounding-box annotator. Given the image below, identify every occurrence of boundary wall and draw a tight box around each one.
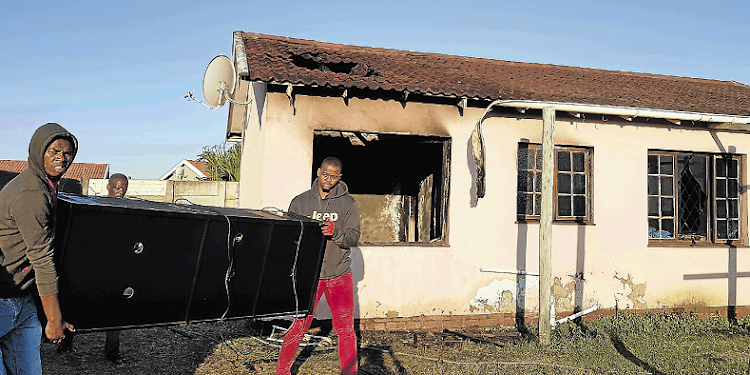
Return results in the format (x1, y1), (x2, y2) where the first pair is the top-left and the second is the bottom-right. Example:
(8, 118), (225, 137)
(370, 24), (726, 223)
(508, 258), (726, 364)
(82, 179), (239, 208)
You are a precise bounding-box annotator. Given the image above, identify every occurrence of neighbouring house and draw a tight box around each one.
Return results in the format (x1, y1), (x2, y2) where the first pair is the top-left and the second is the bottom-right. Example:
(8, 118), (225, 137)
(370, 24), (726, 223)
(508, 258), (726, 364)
(0, 159), (109, 193)
(222, 31), (750, 329)
(160, 159), (209, 181)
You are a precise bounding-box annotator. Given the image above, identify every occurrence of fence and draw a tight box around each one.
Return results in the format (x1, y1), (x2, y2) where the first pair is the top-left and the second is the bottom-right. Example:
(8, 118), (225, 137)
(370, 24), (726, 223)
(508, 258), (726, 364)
(81, 179), (239, 208)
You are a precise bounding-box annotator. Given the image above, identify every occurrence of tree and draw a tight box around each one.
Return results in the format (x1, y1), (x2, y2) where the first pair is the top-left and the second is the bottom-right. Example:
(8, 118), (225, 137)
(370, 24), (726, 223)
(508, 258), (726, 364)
(197, 143), (241, 181)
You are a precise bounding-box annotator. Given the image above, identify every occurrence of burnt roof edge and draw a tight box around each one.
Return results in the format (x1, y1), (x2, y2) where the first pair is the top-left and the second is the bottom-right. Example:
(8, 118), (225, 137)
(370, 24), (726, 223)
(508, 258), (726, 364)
(233, 30), (249, 78)
(250, 80), (750, 122)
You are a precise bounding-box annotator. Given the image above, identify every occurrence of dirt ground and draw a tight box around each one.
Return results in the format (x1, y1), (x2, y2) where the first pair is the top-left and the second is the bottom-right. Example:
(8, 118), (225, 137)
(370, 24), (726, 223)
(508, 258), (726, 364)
(41, 319), (525, 375)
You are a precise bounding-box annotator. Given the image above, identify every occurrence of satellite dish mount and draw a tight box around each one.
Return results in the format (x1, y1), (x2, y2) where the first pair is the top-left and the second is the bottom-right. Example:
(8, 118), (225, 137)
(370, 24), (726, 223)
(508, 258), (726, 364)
(185, 55), (251, 110)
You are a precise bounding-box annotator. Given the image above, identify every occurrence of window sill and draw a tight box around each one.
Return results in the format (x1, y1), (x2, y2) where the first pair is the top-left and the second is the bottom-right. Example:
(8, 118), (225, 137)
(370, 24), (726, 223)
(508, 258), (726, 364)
(516, 219), (595, 225)
(648, 239), (747, 248)
(358, 241), (449, 247)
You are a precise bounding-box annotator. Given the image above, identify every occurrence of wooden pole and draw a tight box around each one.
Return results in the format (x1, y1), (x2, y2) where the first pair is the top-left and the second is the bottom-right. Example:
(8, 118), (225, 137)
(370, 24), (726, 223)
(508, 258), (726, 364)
(539, 107), (555, 345)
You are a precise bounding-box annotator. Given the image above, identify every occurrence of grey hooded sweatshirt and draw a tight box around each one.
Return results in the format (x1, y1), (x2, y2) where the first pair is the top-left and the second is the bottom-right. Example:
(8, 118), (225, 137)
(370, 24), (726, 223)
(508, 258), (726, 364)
(0, 123), (78, 298)
(289, 178), (360, 280)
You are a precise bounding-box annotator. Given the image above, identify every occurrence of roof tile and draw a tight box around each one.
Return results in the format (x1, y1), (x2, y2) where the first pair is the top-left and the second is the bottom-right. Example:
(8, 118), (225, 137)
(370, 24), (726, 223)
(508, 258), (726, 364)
(185, 160), (208, 177)
(252, 33), (750, 115)
(0, 160), (108, 179)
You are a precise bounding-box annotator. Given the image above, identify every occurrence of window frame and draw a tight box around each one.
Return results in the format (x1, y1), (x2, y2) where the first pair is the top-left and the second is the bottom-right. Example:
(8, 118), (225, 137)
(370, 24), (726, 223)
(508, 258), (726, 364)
(312, 131), (451, 246)
(516, 143), (594, 224)
(647, 150), (746, 247)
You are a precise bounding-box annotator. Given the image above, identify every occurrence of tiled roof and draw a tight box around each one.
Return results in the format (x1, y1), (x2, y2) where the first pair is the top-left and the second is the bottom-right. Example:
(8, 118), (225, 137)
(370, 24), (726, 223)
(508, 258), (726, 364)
(159, 159), (209, 180)
(185, 160), (208, 177)
(236, 32), (750, 116)
(63, 163), (109, 179)
(0, 160), (109, 179)
(0, 160), (27, 174)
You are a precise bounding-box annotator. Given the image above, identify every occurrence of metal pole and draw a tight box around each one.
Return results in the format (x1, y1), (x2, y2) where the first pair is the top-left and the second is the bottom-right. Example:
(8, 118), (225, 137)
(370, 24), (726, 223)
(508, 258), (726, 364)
(479, 268), (540, 276)
(539, 107), (555, 345)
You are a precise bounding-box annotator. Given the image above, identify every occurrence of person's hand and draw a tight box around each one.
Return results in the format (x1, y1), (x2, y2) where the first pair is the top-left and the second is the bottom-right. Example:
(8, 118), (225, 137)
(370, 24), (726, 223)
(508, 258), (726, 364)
(46, 320), (75, 344)
(321, 219), (335, 236)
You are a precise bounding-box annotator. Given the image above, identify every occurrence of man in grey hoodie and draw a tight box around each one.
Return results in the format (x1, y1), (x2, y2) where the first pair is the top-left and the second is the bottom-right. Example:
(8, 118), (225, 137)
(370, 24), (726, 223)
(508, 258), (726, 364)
(276, 157), (360, 375)
(0, 123), (76, 374)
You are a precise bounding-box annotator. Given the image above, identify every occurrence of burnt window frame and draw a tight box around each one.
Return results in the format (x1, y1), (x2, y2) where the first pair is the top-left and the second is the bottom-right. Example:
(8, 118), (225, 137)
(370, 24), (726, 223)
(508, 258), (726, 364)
(516, 143), (594, 224)
(312, 131), (451, 246)
(648, 150), (746, 246)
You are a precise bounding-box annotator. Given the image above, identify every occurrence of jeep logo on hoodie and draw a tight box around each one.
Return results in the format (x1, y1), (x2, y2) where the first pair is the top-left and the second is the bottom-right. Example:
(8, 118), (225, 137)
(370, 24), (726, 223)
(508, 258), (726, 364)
(311, 211), (338, 222)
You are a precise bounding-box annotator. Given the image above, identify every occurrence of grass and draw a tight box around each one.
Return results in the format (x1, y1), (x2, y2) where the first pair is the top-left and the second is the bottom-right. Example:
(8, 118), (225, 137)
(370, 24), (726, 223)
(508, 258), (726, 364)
(519, 311), (750, 374)
(43, 311), (750, 375)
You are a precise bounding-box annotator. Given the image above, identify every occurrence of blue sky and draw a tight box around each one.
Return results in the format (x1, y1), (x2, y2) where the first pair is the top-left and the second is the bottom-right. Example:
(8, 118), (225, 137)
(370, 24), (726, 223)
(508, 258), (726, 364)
(1, 0), (748, 179)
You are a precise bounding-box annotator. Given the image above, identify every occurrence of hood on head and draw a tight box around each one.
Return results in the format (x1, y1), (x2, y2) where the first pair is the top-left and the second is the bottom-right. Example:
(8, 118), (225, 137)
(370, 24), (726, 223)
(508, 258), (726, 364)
(28, 123), (78, 179)
(312, 177), (349, 199)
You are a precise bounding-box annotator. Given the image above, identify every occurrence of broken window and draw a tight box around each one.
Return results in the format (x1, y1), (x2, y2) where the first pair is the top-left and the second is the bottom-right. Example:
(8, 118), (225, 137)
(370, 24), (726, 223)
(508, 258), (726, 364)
(516, 143), (594, 223)
(648, 151), (743, 244)
(312, 131), (450, 245)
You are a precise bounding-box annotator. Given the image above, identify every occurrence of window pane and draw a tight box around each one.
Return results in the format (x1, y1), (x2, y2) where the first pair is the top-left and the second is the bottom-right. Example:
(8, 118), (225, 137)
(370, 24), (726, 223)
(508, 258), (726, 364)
(729, 179), (738, 198)
(729, 200), (739, 218)
(661, 177), (673, 195)
(648, 197), (659, 216)
(729, 220), (739, 239)
(518, 171), (529, 192)
(558, 196), (571, 216)
(526, 172), (536, 192)
(661, 219), (674, 238)
(517, 194), (526, 215)
(716, 179), (726, 198)
(717, 220), (727, 239)
(518, 193), (533, 216)
(648, 155), (659, 174)
(558, 151), (571, 171)
(728, 159), (738, 178)
(517, 145), (546, 218)
(572, 152), (585, 172)
(558, 174), (571, 193)
(648, 218), (659, 238)
(518, 147), (530, 169)
(535, 149), (543, 170)
(573, 174), (586, 194)
(717, 200), (727, 218)
(716, 158), (727, 177)
(661, 198), (674, 216)
(648, 176), (659, 195)
(677, 154), (708, 238)
(660, 155), (673, 174)
(679, 154), (707, 189)
(573, 196), (586, 216)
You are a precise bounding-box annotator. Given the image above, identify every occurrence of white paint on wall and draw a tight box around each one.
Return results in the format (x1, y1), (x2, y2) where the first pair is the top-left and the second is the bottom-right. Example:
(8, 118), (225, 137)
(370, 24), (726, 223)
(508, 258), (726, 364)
(469, 279), (516, 311)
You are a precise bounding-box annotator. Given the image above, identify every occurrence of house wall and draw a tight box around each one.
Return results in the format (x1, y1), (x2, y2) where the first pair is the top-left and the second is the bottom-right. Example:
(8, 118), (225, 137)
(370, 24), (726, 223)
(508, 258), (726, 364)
(163, 167), (203, 181)
(237, 89), (750, 321)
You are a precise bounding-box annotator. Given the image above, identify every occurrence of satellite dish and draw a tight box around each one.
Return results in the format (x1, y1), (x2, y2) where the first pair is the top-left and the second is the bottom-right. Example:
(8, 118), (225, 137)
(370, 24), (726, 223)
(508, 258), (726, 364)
(202, 55), (236, 109)
(184, 54), (251, 110)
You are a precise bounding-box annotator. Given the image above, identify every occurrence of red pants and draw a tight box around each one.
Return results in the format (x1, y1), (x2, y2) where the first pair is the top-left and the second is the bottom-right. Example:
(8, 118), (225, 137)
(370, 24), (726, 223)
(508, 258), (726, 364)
(276, 272), (357, 375)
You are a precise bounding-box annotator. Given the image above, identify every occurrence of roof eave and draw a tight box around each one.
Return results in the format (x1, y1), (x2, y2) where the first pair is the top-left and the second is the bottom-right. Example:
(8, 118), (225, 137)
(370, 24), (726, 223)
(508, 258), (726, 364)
(233, 30), (249, 78)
